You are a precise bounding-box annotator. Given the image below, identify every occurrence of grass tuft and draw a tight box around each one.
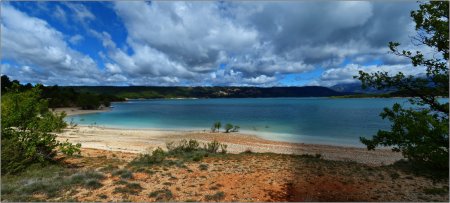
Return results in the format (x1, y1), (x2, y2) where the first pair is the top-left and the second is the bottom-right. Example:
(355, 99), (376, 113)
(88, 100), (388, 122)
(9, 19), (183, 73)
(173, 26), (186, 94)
(149, 189), (173, 201)
(112, 169), (133, 179)
(205, 191), (225, 201)
(199, 164), (209, 171)
(113, 182), (143, 195)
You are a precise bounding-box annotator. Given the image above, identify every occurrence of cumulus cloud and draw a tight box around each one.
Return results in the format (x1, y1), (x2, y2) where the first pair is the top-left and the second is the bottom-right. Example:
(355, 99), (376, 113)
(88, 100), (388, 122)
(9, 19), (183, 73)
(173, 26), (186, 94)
(113, 1), (258, 70)
(1, 1), (424, 86)
(1, 3), (101, 85)
(69, 34), (83, 44)
(312, 63), (427, 86)
(64, 2), (95, 24)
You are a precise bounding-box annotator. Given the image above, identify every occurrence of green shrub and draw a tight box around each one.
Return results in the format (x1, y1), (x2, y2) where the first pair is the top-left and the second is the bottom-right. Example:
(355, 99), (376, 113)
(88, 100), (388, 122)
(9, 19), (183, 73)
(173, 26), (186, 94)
(192, 153), (204, 162)
(1, 87), (80, 174)
(70, 171), (105, 184)
(357, 1), (449, 170)
(199, 164), (208, 171)
(212, 121), (221, 132)
(224, 123), (233, 133)
(112, 169), (133, 179)
(149, 189), (173, 201)
(167, 139), (201, 153)
(114, 182), (142, 195)
(130, 147), (167, 166)
(231, 125), (240, 132)
(85, 179), (103, 189)
(59, 140), (81, 156)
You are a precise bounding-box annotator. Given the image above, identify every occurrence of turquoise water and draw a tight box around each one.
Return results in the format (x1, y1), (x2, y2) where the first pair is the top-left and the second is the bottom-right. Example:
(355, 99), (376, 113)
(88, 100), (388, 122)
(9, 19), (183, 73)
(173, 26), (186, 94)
(67, 97), (444, 147)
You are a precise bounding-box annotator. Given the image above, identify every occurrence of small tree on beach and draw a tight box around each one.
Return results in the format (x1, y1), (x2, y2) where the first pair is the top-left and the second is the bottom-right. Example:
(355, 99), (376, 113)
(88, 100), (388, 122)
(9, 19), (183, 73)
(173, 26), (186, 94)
(213, 121), (222, 132)
(224, 123), (233, 133)
(211, 124), (217, 133)
(356, 1), (449, 169)
(231, 125), (240, 132)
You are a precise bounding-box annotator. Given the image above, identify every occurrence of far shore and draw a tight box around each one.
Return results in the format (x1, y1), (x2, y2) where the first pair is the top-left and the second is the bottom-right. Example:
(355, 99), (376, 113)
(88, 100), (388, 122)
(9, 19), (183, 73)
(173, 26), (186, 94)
(57, 125), (403, 166)
(52, 107), (111, 116)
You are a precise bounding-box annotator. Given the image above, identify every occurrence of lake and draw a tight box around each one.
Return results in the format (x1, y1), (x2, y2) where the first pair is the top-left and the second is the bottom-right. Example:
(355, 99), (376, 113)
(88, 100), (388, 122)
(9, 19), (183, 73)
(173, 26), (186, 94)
(67, 97), (425, 147)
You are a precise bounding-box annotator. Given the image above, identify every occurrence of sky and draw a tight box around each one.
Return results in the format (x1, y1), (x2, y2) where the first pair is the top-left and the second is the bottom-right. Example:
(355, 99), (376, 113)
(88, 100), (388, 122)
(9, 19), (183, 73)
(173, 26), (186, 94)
(0, 1), (429, 87)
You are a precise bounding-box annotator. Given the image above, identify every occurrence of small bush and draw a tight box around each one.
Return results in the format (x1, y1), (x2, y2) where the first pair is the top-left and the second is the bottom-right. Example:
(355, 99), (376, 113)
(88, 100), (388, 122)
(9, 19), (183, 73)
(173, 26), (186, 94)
(112, 169), (133, 179)
(114, 182), (142, 195)
(70, 171), (105, 184)
(130, 147), (166, 166)
(192, 153), (204, 162)
(199, 164), (208, 171)
(211, 121), (221, 132)
(59, 140), (81, 156)
(98, 194), (108, 199)
(205, 191), (225, 201)
(84, 179), (103, 189)
(149, 189), (173, 201)
(167, 139), (201, 153)
(204, 140), (220, 153)
(224, 123), (233, 133)
(231, 125), (240, 132)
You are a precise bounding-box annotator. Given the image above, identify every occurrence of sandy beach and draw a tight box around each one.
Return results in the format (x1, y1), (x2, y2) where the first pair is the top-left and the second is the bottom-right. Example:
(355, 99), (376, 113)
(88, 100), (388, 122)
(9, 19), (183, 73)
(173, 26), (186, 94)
(54, 107), (403, 166)
(56, 125), (402, 166)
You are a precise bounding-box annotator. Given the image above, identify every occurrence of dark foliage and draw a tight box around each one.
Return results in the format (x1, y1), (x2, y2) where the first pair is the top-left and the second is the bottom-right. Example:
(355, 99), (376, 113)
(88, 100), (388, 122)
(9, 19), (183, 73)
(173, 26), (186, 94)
(69, 85), (352, 99)
(1, 75), (125, 109)
(356, 1), (449, 169)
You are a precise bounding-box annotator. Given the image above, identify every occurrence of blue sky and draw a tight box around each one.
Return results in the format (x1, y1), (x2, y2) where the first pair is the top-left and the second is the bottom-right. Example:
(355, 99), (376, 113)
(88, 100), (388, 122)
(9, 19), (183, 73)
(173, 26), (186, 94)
(1, 1), (426, 86)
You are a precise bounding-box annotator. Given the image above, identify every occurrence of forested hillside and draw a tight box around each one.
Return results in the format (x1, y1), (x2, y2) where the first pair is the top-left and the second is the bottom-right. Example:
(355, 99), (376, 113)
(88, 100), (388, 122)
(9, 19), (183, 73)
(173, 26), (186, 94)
(71, 86), (351, 99)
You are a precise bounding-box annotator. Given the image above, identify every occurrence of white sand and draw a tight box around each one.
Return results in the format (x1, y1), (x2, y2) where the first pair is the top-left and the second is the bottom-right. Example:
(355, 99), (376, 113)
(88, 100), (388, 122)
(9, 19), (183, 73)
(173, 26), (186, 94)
(57, 125), (403, 166)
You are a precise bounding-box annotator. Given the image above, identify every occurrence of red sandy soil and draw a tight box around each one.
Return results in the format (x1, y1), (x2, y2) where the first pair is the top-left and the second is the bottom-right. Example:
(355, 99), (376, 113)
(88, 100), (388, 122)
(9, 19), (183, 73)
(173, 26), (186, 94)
(51, 148), (449, 202)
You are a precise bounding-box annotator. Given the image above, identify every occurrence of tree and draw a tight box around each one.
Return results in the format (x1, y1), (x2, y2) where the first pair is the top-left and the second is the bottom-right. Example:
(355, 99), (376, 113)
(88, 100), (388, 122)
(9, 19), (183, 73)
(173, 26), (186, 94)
(224, 123), (233, 133)
(1, 85), (81, 174)
(231, 125), (240, 132)
(212, 121), (221, 132)
(1, 75), (13, 94)
(356, 1), (449, 169)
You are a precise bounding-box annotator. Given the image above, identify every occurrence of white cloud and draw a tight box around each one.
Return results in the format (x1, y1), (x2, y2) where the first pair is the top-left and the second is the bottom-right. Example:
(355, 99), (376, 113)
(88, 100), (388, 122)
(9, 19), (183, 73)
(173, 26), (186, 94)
(313, 63), (427, 86)
(52, 5), (68, 25)
(69, 34), (83, 44)
(1, 1), (423, 87)
(64, 3), (95, 24)
(113, 1), (259, 74)
(1, 4), (101, 85)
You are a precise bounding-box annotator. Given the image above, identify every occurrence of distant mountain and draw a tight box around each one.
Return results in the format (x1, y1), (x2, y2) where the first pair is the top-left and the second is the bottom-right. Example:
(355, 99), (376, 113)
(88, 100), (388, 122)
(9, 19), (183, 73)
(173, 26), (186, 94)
(331, 82), (391, 94)
(69, 86), (354, 99)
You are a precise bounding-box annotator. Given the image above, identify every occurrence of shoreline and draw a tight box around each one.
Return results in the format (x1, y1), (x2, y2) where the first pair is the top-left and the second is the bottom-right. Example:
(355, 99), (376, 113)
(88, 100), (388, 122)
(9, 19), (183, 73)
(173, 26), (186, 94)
(57, 107), (368, 148)
(57, 125), (403, 166)
(52, 107), (111, 116)
(54, 107), (404, 166)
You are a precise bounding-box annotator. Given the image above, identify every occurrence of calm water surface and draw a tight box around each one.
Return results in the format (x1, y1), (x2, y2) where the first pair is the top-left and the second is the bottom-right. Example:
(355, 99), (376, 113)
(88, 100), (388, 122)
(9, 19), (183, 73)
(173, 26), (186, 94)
(68, 98), (433, 147)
